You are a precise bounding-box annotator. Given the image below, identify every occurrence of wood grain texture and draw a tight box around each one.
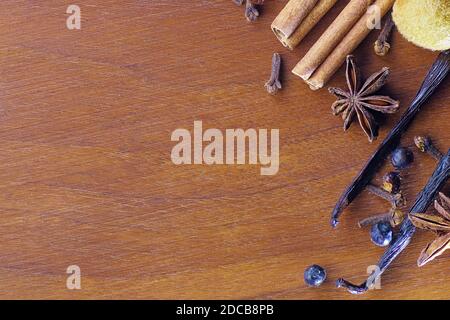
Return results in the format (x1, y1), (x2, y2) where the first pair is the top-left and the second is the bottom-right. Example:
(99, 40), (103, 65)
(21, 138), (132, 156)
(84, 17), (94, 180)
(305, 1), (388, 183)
(0, 0), (448, 299)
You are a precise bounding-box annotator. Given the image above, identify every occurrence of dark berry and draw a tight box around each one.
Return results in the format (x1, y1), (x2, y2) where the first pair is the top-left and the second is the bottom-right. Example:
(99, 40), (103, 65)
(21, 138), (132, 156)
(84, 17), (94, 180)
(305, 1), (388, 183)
(391, 147), (414, 170)
(370, 222), (393, 247)
(304, 264), (327, 287)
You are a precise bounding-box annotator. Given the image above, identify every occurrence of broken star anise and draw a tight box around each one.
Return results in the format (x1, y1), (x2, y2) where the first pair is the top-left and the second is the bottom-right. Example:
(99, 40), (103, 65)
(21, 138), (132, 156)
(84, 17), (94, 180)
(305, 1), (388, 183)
(329, 55), (400, 142)
(409, 192), (450, 267)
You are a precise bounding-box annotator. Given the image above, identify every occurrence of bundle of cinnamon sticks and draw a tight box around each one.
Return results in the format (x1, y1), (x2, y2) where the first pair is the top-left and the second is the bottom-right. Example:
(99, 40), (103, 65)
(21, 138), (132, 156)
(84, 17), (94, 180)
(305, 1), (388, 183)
(272, 0), (395, 90)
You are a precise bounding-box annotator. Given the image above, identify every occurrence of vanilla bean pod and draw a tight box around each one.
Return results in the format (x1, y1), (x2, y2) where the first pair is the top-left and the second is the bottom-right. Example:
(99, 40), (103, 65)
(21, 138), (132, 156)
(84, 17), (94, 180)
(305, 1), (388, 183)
(337, 149), (450, 294)
(331, 50), (450, 227)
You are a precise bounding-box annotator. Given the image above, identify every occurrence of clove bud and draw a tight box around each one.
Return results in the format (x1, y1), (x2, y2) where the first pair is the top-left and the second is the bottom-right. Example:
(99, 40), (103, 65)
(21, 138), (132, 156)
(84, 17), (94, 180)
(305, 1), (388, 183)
(234, 0), (264, 22)
(382, 171), (401, 194)
(358, 208), (405, 228)
(414, 136), (443, 161)
(367, 184), (406, 208)
(374, 12), (395, 56)
(265, 53), (282, 95)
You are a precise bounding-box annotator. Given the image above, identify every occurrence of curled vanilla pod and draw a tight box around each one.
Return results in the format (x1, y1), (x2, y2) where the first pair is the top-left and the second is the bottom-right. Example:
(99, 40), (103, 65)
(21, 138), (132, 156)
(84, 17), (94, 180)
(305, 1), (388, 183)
(337, 149), (450, 294)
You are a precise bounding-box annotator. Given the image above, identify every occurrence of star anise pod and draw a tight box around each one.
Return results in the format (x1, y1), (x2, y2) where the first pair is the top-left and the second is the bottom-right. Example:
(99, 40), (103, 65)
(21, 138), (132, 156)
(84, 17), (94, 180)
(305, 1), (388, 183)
(409, 192), (450, 267)
(329, 55), (400, 142)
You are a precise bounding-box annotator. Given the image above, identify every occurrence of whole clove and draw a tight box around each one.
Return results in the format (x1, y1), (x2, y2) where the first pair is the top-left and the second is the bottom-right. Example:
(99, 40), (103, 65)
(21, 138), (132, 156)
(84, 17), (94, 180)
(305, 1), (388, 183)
(359, 172), (405, 228)
(358, 208), (404, 228)
(374, 12), (395, 56)
(366, 184), (406, 208)
(245, 0), (259, 22)
(234, 0), (264, 5)
(337, 149), (450, 294)
(382, 171), (401, 194)
(359, 213), (390, 228)
(331, 50), (450, 228)
(234, 0), (264, 22)
(265, 53), (282, 95)
(415, 136), (443, 161)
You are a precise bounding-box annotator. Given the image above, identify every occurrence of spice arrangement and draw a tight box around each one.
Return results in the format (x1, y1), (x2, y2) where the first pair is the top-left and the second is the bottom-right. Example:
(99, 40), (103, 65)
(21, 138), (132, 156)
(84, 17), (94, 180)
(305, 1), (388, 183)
(332, 51), (450, 294)
(337, 148), (450, 294)
(331, 50), (450, 227)
(232, 0), (450, 294)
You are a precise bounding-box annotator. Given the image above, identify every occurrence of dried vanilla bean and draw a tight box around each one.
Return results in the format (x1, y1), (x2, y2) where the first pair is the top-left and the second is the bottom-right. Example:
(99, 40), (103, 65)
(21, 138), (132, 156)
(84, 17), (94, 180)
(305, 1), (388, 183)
(337, 149), (450, 294)
(331, 50), (450, 227)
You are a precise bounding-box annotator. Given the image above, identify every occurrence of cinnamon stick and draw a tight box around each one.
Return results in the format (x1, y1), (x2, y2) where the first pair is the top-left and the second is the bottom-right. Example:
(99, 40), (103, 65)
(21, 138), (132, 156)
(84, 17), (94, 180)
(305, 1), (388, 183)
(271, 0), (319, 44)
(298, 0), (395, 90)
(292, 0), (375, 80)
(283, 0), (338, 50)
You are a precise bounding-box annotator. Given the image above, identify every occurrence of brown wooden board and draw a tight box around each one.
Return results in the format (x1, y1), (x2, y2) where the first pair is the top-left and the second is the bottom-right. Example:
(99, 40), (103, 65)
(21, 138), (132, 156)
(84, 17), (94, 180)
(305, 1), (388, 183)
(0, 1), (448, 299)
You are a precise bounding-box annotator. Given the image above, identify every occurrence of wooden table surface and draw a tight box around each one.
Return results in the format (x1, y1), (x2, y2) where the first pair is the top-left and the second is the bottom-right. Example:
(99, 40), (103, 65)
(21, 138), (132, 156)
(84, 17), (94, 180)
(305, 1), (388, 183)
(0, 0), (449, 300)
